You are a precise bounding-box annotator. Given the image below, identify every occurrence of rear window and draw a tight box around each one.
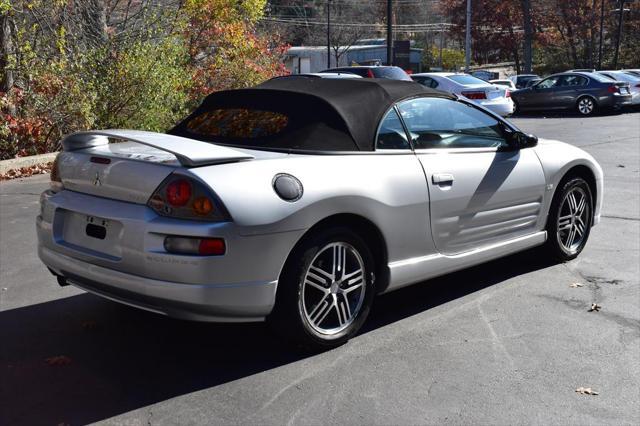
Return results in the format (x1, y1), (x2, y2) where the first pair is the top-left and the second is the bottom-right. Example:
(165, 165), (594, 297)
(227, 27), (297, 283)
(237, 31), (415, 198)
(447, 75), (488, 85)
(371, 67), (412, 81)
(588, 72), (615, 82)
(172, 98), (359, 152)
(186, 109), (289, 138)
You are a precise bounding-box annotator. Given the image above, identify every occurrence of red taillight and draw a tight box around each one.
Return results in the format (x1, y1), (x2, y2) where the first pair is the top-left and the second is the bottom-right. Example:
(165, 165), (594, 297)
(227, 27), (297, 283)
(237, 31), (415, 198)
(148, 174), (229, 222)
(366, 69), (375, 78)
(505, 90), (511, 98)
(462, 91), (487, 100)
(635, 83), (640, 88)
(199, 238), (226, 255)
(607, 85), (619, 93)
(166, 179), (192, 207)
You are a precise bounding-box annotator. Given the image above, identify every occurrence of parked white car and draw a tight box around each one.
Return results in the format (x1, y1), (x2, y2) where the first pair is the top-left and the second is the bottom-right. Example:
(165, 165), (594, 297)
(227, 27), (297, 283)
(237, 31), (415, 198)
(597, 70), (640, 105)
(489, 79), (516, 90)
(412, 73), (514, 117)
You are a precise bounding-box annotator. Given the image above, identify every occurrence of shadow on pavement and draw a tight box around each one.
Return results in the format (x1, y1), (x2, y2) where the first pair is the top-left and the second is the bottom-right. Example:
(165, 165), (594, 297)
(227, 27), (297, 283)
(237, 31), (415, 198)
(0, 247), (556, 425)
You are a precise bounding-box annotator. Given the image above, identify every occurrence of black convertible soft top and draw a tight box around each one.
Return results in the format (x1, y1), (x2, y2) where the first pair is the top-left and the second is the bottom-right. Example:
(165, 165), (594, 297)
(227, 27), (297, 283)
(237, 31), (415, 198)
(169, 77), (456, 152)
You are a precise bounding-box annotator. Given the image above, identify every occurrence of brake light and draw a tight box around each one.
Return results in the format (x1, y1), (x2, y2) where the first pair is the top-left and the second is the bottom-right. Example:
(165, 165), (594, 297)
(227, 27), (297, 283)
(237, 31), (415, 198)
(148, 174), (229, 222)
(607, 85), (619, 93)
(199, 238), (226, 255)
(461, 91), (487, 100)
(506, 90), (511, 98)
(166, 179), (192, 206)
(367, 69), (375, 78)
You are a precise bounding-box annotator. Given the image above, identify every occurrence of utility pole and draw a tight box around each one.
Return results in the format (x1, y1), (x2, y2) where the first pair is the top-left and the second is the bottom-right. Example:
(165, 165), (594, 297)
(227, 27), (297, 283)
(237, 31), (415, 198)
(613, 0), (628, 69)
(598, 0), (605, 69)
(327, 0), (331, 68)
(387, 0), (393, 66)
(439, 26), (444, 69)
(464, 0), (471, 72)
(521, 0), (533, 74)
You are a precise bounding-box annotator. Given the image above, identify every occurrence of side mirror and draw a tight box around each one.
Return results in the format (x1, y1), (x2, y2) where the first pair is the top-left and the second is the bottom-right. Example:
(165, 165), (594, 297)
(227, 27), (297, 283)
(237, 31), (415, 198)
(512, 131), (538, 149)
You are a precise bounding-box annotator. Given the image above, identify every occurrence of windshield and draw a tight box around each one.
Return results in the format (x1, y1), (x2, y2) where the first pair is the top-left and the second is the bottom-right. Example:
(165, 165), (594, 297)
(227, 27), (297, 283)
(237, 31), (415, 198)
(603, 72), (639, 83)
(588, 72), (615, 82)
(372, 67), (412, 81)
(448, 74), (489, 85)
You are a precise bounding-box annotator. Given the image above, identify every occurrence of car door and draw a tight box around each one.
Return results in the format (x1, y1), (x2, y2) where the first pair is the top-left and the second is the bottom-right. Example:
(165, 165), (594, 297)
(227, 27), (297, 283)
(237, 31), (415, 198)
(525, 75), (561, 109)
(396, 97), (546, 255)
(555, 74), (588, 108)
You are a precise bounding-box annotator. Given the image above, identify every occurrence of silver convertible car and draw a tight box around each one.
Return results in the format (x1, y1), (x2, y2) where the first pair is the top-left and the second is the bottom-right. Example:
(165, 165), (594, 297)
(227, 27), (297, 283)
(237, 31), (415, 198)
(37, 78), (603, 349)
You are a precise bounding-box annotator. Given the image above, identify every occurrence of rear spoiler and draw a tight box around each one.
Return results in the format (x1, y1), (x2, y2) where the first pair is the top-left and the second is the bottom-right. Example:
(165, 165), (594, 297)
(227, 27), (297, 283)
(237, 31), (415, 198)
(62, 129), (254, 167)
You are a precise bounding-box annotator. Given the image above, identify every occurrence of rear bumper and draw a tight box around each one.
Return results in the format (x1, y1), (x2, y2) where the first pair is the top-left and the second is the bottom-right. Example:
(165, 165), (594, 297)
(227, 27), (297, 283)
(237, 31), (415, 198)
(39, 244), (276, 322)
(37, 189), (306, 322)
(477, 98), (514, 117)
(599, 93), (633, 109)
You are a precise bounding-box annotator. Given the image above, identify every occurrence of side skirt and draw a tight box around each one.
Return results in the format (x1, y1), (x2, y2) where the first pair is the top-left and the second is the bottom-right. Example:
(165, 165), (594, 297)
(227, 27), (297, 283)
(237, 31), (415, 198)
(383, 231), (547, 293)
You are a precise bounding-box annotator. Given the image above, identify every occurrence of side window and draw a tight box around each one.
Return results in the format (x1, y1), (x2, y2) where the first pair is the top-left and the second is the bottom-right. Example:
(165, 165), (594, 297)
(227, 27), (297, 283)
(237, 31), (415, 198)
(427, 78), (439, 88)
(397, 97), (507, 149)
(376, 108), (410, 150)
(560, 75), (587, 86)
(536, 76), (560, 89)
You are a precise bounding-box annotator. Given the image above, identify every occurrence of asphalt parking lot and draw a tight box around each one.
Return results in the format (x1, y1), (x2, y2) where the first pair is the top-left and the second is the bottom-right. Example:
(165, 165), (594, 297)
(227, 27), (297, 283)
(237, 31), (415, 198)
(1, 111), (639, 426)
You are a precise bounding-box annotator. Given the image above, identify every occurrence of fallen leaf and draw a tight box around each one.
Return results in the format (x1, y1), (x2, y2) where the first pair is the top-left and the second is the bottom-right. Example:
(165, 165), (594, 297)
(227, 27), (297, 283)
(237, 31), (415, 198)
(45, 355), (72, 366)
(569, 283), (583, 288)
(575, 387), (599, 395)
(588, 303), (602, 312)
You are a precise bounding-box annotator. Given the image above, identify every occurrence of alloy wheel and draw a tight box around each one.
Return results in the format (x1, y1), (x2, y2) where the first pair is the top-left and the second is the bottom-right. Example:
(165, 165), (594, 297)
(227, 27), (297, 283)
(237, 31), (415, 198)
(556, 186), (590, 253)
(301, 242), (366, 336)
(578, 97), (594, 115)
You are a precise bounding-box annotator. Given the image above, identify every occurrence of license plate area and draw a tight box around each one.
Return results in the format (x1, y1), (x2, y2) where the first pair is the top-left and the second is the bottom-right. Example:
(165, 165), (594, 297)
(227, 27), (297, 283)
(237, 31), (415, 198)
(56, 210), (123, 260)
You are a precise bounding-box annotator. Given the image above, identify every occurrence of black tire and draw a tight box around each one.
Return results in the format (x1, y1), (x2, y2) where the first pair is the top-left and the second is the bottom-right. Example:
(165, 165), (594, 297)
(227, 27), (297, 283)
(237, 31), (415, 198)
(268, 227), (376, 351)
(576, 96), (597, 116)
(512, 99), (520, 116)
(545, 177), (593, 262)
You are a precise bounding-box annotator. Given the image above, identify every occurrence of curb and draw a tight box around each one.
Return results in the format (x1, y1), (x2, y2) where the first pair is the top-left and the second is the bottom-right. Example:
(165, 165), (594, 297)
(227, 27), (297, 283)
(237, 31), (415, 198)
(0, 152), (58, 175)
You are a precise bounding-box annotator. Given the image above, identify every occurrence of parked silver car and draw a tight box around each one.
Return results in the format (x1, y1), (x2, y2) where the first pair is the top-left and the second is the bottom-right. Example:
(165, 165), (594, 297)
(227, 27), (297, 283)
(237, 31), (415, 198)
(37, 79), (603, 349)
(411, 72), (514, 116)
(596, 70), (640, 105)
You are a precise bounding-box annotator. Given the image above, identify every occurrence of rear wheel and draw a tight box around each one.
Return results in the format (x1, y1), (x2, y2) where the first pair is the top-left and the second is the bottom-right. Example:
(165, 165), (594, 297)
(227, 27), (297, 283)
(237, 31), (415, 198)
(268, 227), (376, 350)
(545, 177), (593, 261)
(576, 96), (596, 116)
(512, 99), (520, 115)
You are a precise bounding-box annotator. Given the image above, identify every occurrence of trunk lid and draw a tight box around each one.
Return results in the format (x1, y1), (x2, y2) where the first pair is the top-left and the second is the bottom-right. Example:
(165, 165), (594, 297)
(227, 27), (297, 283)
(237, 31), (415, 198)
(58, 130), (254, 204)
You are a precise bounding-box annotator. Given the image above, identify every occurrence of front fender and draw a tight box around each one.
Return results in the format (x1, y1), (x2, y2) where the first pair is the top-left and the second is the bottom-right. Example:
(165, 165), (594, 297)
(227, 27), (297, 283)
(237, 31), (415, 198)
(532, 139), (604, 225)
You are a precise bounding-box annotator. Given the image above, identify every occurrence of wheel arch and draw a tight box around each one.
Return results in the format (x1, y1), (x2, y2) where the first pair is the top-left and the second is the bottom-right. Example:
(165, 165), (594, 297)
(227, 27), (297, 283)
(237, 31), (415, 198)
(546, 164), (598, 228)
(278, 213), (390, 296)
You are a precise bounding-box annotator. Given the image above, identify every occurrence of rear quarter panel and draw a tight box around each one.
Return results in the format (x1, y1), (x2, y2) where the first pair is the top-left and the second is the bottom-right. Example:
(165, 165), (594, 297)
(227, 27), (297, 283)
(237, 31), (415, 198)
(188, 153), (435, 264)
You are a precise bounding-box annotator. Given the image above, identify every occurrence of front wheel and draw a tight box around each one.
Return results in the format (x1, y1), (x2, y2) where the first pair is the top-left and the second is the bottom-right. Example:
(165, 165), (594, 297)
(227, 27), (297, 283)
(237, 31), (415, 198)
(545, 177), (593, 261)
(268, 227), (376, 350)
(576, 96), (597, 116)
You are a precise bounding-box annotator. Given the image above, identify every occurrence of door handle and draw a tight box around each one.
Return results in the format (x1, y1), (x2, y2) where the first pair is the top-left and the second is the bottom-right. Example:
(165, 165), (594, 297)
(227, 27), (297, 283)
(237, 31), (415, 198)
(432, 173), (454, 184)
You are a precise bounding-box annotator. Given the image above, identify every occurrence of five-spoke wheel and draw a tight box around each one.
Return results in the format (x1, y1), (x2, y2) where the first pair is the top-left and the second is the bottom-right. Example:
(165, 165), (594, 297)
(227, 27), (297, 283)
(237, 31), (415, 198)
(302, 242), (366, 335)
(268, 227), (375, 350)
(546, 176), (593, 261)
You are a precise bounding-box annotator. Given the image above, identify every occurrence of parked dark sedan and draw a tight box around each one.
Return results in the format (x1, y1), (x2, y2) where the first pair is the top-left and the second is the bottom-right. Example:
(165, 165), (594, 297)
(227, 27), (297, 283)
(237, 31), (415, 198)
(319, 66), (412, 81)
(511, 72), (632, 116)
